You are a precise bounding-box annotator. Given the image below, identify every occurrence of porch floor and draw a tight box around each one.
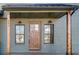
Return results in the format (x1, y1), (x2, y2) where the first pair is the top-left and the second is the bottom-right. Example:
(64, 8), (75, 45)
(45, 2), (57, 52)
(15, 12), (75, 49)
(3, 52), (78, 55)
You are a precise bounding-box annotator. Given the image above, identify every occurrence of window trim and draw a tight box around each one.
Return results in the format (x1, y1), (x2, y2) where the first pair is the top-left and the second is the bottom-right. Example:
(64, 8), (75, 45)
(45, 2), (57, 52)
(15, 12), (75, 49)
(15, 24), (25, 44)
(44, 24), (54, 44)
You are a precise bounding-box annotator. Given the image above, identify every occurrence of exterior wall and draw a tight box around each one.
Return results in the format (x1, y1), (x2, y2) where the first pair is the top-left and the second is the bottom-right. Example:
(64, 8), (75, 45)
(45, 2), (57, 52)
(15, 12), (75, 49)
(10, 17), (66, 54)
(0, 12), (69, 54)
(0, 19), (1, 53)
(10, 18), (56, 53)
(54, 15), (66, 54)
(0, 18), (7, 54)
(72, 9), (79, 54)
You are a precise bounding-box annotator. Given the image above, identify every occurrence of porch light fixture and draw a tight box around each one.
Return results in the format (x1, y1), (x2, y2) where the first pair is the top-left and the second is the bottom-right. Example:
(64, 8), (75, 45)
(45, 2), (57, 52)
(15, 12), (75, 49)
(18, 21), (22, 24)
(48, 20), (52, 24)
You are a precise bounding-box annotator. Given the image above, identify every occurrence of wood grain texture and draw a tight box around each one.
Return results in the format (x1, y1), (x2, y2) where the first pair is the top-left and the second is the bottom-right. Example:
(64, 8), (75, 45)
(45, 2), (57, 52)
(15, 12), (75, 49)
(29, 22), (41, 50)
(66, 11), (72, 55)
(7, 12), (10, 54)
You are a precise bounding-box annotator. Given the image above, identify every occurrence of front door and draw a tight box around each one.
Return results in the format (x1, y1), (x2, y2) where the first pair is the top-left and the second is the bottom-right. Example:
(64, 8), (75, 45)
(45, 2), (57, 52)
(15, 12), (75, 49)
(29, 21), (41, 50)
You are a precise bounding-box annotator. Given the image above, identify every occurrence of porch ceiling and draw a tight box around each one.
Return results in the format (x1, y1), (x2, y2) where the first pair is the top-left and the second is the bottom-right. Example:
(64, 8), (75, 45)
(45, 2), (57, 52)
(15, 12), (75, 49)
(10, 12), (66, 18)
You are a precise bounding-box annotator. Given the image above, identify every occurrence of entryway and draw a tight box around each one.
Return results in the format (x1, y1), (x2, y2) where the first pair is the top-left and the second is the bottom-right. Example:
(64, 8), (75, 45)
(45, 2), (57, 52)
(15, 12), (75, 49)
(29, 21), (41, 51)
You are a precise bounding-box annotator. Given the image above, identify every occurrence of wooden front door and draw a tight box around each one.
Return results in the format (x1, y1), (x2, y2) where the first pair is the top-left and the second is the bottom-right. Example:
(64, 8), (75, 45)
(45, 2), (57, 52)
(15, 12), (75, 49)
(29, 22), (40, 50)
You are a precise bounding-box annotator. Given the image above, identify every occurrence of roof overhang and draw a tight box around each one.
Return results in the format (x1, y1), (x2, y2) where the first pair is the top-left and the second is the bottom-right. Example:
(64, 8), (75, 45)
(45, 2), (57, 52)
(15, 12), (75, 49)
(2, 4), (79, 18)
(0, 10), (4, 17)
(2, 4), (79, 10)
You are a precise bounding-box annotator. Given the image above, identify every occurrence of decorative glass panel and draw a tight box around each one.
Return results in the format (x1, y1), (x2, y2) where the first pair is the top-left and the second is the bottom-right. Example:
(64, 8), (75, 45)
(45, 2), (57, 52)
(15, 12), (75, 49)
(16, 35), (24, 43)
(35, 24), (39, 31)
(16, 24), (25, 44)
(30, 24), (35, 31)
(30, 24), (39, 31)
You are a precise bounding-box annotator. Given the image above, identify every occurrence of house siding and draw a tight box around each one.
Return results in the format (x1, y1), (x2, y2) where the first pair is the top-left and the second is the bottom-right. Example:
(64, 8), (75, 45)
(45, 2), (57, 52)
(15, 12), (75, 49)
(54, 15), (66, 54)
(0, 19), (1, 54)
(0, 19), (7, 54)
(72, 9), (79, 54)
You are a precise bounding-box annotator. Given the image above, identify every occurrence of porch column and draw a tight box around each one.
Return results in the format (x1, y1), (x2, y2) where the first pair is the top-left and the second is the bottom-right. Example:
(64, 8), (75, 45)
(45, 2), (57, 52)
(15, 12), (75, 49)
(66, 11), (72, 55)
(6, 11), (10, 54)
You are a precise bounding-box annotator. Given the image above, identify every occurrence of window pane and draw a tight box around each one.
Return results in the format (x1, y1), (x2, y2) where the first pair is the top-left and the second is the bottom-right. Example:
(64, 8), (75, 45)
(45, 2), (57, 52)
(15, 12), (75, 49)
(35, 24), (39, 31)
(30, 24), (35, 31)
(19, 26), (24, 34)
(16, 35), (24, 43)
(44, 34), (50, 43)
(44, 25), (50, 34)
(44, 34), (50, 40)
(44, 39), (50, 43)
(16, 26), (20, 34)
(16, 25), (24, 34)
(30, 24), (39, 31)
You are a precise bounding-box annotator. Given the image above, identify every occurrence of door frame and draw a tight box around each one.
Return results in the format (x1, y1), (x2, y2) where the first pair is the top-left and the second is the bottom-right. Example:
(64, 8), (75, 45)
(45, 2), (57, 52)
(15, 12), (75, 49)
(28, 21), (41, 50)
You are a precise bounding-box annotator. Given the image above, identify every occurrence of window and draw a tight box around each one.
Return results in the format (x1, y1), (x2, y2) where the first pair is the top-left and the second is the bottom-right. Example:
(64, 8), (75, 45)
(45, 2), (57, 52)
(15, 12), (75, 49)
(44, 24), (54, 44)
(15, 24), (25, 44)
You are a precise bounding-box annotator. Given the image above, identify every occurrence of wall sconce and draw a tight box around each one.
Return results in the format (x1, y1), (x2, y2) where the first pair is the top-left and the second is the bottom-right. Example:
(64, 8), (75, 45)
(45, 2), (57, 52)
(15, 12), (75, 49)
(18, 21), (22, 24)
(48, 20), (52, 24)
